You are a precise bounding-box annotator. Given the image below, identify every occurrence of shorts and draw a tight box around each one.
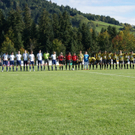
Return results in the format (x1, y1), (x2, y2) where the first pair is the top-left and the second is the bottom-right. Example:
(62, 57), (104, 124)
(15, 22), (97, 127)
(17, 60), (21, 66)
(66, 60), (71, 64)
(72, 61), (77, 65)
(96, 60), (101, 64)
(78, 61), (83, 64)
(119, 61), (123, 64)
(24, 60), (28, 65)
(107, 59), (111, 64)
(124, 61), (128, 64)
(10, 61), (14, 65)
(3, 61), (8, 66)
(38, 60), (42, 65)
(30, 61), (34, 65)
(52, 60), (56, 65)
(44, 59), (49, 64)
(113, 60), (117, 64)
(59, 60), (64, 64)
(130, 60), (134, 63)
(102, 59), (107, 64)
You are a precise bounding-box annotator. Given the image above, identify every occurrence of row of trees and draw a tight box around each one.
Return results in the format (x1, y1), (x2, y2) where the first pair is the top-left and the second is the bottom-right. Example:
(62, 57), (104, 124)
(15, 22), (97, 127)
(0, 0), (120, 25)
(0, 6), (135, 56)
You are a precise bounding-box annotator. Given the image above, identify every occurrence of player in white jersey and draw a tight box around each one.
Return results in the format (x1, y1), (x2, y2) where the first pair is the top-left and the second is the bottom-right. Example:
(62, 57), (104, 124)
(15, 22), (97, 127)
(37, 50), (43, 71)
(16, 51), (22, 71)
(23, 50), (28, 71)
(51, 51), (57, 71)
(9, 52), (15, 71)
(2, 52), (9, 72)
(29, 51), (35, 71)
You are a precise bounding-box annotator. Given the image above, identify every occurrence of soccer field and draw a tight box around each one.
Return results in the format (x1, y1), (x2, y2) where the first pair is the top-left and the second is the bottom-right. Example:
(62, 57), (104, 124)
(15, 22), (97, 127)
(0, 69), (135, 135)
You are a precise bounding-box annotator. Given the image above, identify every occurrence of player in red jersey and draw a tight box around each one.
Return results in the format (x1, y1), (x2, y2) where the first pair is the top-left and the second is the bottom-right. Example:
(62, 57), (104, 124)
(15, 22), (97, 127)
(65, 52), (72, 70)
(58, 52), (64, 70)
(72, 53), (78, 70)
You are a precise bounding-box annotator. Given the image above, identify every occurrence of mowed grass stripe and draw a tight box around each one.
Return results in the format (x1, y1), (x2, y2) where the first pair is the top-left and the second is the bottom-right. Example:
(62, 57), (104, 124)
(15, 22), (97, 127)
(0, 70), (135, 135)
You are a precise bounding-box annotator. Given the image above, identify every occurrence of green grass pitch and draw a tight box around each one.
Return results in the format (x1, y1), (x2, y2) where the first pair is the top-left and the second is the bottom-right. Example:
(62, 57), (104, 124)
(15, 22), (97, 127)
(0, 69), (135, 135)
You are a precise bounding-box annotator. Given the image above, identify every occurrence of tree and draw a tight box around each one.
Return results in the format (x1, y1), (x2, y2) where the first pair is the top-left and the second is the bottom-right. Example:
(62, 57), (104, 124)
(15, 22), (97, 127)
(1, 37), (15, 54)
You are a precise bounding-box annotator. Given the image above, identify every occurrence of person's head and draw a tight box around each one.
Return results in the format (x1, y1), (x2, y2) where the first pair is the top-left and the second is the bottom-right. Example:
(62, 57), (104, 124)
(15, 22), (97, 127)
(68, 52), (71, 55)
(120, 50), (122, 54)
(53, 51), (56, 54)
(114, 52), (116, 55)
(80, 51), (82, 54)
(125, 52), (127, 55)
(131, 51), (133, 54)
(6, 52), (8, 55)
(11, 52), (14, 55)
(104, 51), (107, 54)
(85, 51), (87, 54)
(98, 50), (101, 53)
(74, 53), (76, 56)
(25, 50), (27, 53)
(39, 50), (41, 53)
(60, 52), (63, 55)
(18, 51), (20, 54)
(31, 51), (33, 54)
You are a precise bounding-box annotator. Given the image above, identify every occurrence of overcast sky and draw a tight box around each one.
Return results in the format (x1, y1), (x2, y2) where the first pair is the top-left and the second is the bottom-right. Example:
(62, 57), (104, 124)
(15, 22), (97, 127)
(51, 0), (135, 25)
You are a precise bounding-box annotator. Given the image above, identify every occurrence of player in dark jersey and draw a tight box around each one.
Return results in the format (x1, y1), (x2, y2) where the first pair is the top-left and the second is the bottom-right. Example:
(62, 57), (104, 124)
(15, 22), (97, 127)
(72, 53), (78, 70)
(58, 52), (64, 70)
(65, 52), (72, 70)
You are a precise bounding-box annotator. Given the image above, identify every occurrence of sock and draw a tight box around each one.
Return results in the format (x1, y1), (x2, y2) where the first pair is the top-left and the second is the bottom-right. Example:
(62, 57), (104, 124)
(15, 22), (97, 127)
(89, 64), (91, 70)
(24, 66), (25, 71)
(127, 64), (128, 69)
(55, 66), (57, 70)
(6, 67), (8, 71)
(62, 66), (63, 70)
(2, 67), (4, 71)
(113, 64), (114, 69)
(48, 66), (50, 71)
(38, 66), (39, 71)
(9, 67), (11, 71)
(59, 66), (61, 70)
(121, 64), (123, 69)
(30, 66), (31, 70)
(69, 65), (70, 70)
(119, 64), (120, 69)
(107, 64), (108, 69)
(75, 65), (77, 70)
(20, 67), (22, 71)
(116, 65), (117, 69)
(66, 65), (67, 70)
(78, 65), (80, 70)
(41, 66), (42, 71)
(81, 65), (83, 70)
(52, 66), (53, 70)
(133, 64), (134, 69)
(100, 64), (101, 69)
(93, 64), (94, 70)
(96, 65), (98, 69)
(124, 64), (125, 69)
(33, 66), (34, 70)
(110, 64), (111, 69)
(26, 66), (28, 71)
(44, 66), (45, 70)
(16, 67), (18, 71)
(72, 65), (74, 69)
(13, 67), (14, 71)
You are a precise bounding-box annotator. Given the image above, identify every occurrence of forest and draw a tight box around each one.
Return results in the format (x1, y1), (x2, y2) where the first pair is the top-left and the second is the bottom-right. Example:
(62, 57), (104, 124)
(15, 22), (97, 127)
(0, 1), (135, 55)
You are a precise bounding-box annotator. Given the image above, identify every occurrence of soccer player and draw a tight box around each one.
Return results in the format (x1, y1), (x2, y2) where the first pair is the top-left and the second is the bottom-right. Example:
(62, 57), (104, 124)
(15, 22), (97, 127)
(37, 50), (43, 71)
(43, 51), (50, 71)
(96, 50), (102, 69)
(112, 52), (118, 69)
(9, 52), (15, 71)
(65, 52), (72, 70)
(72, 53), (78, 70)
(23, 50), (28, 71)
(107, 51), (112, 69)
(58, 52), (64, 70)
(118, 50), (124, 69)
(101, 51), (107, 69)
(84, 51), (89, 70)
(16, 51), (22, 71)
(78, 51), (84, 70)
(124, 53), (129, 69)
(51, 51), (57, 71)
(29, 51), (35, 72)
(129, 51), (135, 69)
(89, 56), (96, 70)
(2, 52), (9, 72)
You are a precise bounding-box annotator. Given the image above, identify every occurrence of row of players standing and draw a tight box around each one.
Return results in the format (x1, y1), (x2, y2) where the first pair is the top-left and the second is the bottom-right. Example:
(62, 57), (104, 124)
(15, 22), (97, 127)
(1, 50), (135, 72)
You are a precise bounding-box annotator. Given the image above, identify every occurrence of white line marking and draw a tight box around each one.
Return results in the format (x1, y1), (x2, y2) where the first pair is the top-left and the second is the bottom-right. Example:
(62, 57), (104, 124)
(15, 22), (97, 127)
(78, 71), (135, 79)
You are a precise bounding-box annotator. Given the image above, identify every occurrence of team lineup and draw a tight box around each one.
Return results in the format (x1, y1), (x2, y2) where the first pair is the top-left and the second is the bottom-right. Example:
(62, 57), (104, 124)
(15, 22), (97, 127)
(0, 50), (135, 72)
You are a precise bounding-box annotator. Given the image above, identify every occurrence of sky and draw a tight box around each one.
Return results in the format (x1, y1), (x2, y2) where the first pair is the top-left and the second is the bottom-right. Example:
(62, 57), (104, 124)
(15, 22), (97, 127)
(51, 0), (135, 25)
